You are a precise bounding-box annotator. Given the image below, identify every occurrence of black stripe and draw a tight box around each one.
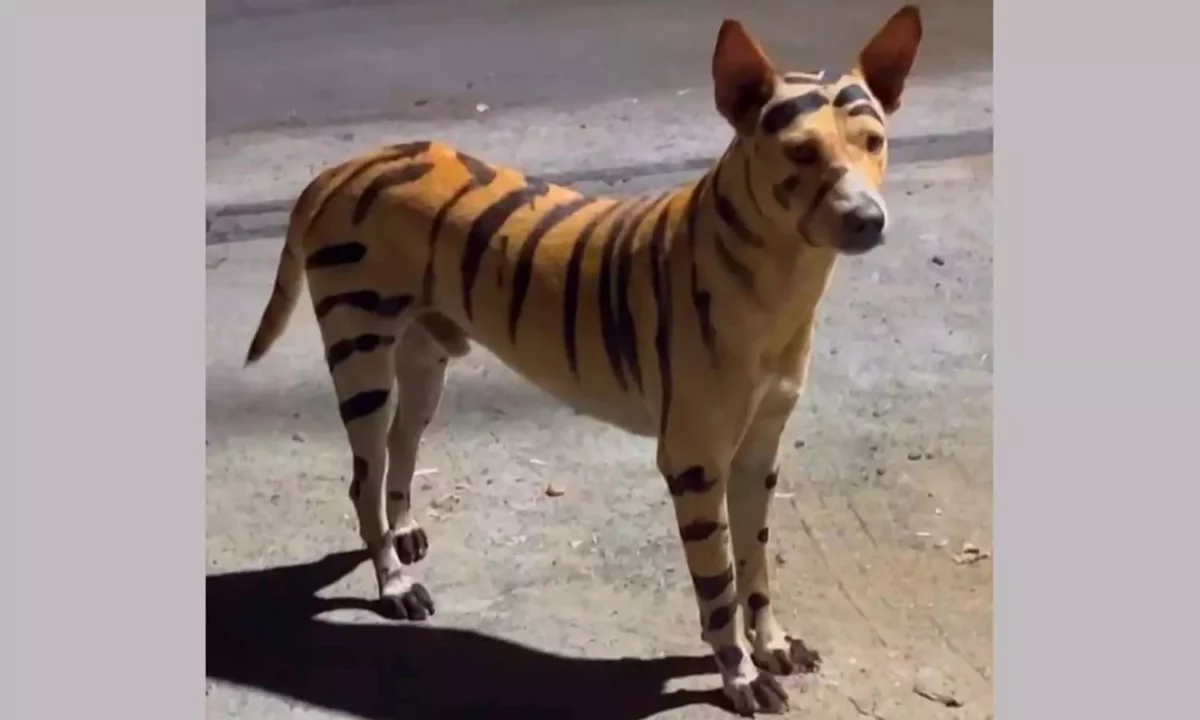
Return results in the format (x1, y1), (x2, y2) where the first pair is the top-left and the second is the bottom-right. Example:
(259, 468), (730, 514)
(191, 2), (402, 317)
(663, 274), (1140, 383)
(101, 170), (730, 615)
(833, 84), (873, 108)
(684, 180), (718, 364)
(713, 231), (755, 293)
(455, 151), (498, 186)
(680, 519), (723, 542)
(772, 174), (803, 211)
(508, 196), (599, 344)
(461, 183), (553, 321)
(563, 202), (621, 379)
(692, 566), (734, 602)
(706, 603), (735, 632)
(596, 202), (645, 392)
(613, 195), (664, 394)
(761, 91), (830, 134)
(306, 242), (367, 269)
(389, 141), (433, 159)
(349, 456), (368, 502)
(422, 183), (474, 304)
(747, 592), (770, 630)
(742, 153), (763, 219)
(647, 201), (674, 437)
(353, 162), (435, 225)
(714, 184), (764, 248)
(666, 466), (716, 496)
(339, 389), (390, 424)
(495, 233), (510, 286)
(314, 291), (413, 319)
(326, 333), (396, 371)
(847, 104), (884, 123)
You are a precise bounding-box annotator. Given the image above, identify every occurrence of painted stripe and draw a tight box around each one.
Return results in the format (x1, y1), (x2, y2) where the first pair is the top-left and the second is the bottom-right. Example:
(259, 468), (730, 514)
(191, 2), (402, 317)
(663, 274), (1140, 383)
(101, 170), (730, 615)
(647, 200), (675, 437)
(761, 90), (830, 134)
(562, 202), (622, 379)
(460, 183), (552, 321)
(683, 179), (719, 364)
(596, 201), (646, 391)
(314, 291), (413, 319)
(338, 388), (390, 424)
(326, 333), (396, 371)
(422, 182), (475, 304)
(666, 466), (716, 496)
(713, 231), (755, 293)
(692, 566), (735, 602)
(352, 162), (435, 225)
(455, 151), (498, 186)
(832, 83), (872, 108)
(508, 196), (600, 343)
(306, 242), (367, 269)
(612, 195), (665, 394)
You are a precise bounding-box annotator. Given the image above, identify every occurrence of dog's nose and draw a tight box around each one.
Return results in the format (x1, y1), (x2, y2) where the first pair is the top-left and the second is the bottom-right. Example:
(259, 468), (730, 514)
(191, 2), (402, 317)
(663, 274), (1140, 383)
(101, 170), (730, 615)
(839, 201), (886, 253)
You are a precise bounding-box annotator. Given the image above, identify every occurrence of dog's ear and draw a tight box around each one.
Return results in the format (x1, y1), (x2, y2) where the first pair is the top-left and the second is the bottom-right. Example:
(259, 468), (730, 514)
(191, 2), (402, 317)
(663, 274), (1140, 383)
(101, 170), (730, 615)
(712, 19), (776, 131)
(853, 5), (923, 114)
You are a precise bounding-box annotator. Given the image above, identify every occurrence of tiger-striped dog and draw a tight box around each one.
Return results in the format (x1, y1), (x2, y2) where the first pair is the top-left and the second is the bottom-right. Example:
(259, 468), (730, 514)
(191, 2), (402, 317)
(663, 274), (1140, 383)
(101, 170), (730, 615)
(244, 5), (922, 715)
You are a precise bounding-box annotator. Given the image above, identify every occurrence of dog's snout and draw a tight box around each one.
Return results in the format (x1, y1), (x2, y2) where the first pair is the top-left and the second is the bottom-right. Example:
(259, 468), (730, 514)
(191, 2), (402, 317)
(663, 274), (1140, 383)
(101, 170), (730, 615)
(839, 201), (886, 254)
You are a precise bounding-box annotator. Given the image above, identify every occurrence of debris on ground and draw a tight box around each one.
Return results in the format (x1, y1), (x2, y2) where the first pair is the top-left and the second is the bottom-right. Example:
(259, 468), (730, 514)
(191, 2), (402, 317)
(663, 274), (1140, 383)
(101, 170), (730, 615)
(952, 541), (991, 565)
(290, 431), (306, 443)
(913, 666), (962, 707)
(545, 483), (565, 497)
(931, 255), (946, 266)
(430, 492), (460, 513)
(907, 451), (923, 461)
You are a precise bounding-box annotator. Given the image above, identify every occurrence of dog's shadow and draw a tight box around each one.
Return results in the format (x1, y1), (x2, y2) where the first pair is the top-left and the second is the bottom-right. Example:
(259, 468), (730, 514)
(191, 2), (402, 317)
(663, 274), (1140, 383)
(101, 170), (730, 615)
(207, 551), (728, 720)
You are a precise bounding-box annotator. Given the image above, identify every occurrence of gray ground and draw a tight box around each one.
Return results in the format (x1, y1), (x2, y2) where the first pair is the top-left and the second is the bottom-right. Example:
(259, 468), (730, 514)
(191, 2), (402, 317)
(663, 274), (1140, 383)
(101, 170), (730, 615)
(206, 2), (993, 718)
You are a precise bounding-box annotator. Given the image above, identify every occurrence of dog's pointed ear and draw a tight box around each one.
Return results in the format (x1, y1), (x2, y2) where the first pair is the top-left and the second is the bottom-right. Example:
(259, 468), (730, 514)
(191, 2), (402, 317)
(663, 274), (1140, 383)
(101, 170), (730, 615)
(712, 19), (776, 131)
(853, 5), (923, 114)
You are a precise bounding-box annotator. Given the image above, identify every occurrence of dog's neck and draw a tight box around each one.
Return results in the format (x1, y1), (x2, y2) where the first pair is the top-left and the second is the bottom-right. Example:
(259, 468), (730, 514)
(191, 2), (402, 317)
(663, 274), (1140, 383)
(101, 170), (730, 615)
(676, 139), (840, 349)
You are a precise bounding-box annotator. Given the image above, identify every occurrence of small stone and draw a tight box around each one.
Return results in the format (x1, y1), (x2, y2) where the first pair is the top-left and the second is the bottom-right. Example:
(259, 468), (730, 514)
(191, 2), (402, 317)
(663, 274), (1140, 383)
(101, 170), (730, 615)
(907, 451), (923, 461)
(931, 255), (946, 266)
(924, 452), (934, 459)
(876, 468), (886, 476)
(413, 98), (430, 107)
(291, 431), (306, 443)
(545, 483), (565, 497)
(774, 552), (787, 566)
(913, 666), (962, 707)
(794, 440), (806, 449)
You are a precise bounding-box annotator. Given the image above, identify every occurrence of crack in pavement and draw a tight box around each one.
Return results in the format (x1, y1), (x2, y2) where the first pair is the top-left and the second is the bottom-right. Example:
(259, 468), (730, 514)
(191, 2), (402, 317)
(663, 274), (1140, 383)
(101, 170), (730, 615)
(206, 126), (992, 246)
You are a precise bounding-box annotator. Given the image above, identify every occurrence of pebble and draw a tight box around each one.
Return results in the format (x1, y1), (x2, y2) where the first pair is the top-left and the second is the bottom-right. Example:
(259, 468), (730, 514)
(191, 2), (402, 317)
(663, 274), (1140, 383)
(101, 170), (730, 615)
(913, 666), (962, 707)
(907, 451), (923, 461)
(291, 431), (306, 443)
(931, 255), (946, 266)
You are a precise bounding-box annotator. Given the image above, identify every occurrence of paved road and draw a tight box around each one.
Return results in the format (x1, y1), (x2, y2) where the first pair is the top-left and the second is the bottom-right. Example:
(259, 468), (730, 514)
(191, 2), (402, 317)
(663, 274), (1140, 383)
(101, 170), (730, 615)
(207, 0), (992, 135)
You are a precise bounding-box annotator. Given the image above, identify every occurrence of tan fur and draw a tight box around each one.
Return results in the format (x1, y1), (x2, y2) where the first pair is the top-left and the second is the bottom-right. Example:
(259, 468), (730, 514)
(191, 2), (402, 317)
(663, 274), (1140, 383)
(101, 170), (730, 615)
(244, 6), (922, 715)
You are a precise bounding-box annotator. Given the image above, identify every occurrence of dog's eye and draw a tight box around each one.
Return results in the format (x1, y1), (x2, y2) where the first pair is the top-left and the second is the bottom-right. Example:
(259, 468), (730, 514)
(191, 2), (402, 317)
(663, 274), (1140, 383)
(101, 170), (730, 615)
(787, 141), (821, 166)
(864, 133), (884, 154)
